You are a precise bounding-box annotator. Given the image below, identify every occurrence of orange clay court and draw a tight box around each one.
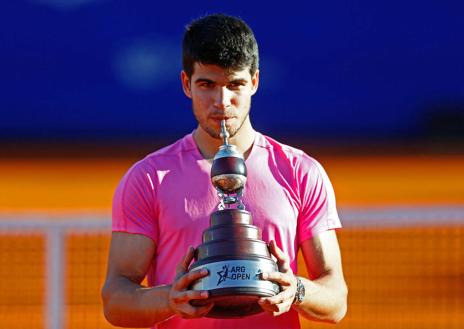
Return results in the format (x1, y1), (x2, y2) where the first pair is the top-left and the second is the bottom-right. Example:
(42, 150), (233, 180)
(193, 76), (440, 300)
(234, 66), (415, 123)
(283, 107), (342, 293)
(0, 154), (463, 329)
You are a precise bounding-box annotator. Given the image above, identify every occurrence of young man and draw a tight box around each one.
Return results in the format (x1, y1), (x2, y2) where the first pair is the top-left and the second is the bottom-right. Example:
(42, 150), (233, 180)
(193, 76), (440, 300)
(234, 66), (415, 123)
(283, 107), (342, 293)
(102, 14), (347, 329)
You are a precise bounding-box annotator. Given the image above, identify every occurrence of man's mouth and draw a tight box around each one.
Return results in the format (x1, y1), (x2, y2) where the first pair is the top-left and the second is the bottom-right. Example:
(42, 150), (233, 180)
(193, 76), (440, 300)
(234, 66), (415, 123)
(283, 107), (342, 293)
(211, 116), (235, 122)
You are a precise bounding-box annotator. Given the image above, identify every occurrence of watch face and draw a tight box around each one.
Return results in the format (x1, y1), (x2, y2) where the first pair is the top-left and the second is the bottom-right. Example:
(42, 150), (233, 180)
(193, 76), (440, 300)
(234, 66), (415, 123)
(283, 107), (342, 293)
(295, 277), (305, 304)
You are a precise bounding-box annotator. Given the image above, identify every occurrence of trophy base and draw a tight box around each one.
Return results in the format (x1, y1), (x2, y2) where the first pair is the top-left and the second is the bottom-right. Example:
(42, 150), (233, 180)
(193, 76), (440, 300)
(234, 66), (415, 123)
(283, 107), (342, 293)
(189, 258), (280, 318)
(191, 287), (275, 318)
(189, 207), (281, 318)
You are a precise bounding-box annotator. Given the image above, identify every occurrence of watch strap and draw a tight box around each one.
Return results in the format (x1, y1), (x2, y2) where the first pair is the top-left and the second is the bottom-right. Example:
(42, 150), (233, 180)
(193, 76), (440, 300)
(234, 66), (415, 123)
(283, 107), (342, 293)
(293, 276), (305, 305)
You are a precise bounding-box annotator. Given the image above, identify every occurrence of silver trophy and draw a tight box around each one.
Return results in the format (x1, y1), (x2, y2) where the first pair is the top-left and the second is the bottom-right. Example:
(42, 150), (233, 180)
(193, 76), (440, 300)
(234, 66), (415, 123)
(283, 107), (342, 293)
(189, 120), (280, 318)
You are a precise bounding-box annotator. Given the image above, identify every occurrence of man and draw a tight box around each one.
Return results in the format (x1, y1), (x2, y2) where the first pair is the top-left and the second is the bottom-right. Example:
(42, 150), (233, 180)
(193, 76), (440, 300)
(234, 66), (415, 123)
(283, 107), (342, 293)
(102, 14), (347, 329)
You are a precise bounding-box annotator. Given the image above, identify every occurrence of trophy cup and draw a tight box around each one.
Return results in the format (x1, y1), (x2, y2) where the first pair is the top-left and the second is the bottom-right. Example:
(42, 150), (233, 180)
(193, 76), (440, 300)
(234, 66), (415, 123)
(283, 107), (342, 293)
(189, 120), (280, 318)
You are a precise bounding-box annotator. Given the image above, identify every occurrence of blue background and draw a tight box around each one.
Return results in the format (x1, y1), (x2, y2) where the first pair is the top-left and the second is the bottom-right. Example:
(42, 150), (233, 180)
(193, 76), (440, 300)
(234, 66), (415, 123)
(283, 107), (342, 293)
(1, 1), (463, 142)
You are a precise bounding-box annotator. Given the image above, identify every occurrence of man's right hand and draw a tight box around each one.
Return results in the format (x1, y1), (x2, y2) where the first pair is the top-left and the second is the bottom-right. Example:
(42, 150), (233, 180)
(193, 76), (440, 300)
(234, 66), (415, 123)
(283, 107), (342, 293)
(168, 246), (214, 319)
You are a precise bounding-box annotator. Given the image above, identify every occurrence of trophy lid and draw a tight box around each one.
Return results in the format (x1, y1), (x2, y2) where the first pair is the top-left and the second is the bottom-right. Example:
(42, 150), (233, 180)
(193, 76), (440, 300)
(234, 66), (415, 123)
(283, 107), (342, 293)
(214, 144), (244, 160)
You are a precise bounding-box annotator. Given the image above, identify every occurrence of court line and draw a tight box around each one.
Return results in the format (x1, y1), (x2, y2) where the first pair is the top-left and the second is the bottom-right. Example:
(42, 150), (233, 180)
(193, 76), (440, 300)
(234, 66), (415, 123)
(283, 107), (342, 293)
(0, 206), (463, 231)
(339, 206), (464, 227)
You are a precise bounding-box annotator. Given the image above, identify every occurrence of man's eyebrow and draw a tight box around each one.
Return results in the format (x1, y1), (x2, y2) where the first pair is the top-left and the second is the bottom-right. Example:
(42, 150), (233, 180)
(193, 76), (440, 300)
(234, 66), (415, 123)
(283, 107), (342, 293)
(193, 77), (248, 84)
(229, 78), (247, 84)
(194, 78), (214, 84)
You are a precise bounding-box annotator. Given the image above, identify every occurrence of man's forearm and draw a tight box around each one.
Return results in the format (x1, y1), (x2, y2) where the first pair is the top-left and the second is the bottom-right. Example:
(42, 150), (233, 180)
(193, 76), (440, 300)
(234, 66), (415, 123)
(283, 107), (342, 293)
(102, 276), (174, 327)
(293, 275), (348, 323)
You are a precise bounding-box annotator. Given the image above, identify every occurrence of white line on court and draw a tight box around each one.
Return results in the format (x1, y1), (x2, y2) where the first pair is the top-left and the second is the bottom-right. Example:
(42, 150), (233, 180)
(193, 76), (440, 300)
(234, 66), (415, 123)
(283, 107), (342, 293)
(0, 206), (463, 230)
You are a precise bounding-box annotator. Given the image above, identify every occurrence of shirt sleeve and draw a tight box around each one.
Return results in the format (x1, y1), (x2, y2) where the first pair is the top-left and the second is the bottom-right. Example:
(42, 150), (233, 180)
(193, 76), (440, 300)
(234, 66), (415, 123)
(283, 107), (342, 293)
(112, 161), (159, 244)
(297, 154), (341, 244)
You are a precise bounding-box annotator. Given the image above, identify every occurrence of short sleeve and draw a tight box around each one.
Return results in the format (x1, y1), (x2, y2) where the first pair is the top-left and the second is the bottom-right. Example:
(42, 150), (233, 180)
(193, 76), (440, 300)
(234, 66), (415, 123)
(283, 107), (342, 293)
(112, 161), (159, 244)
(297, 155), (341, 244)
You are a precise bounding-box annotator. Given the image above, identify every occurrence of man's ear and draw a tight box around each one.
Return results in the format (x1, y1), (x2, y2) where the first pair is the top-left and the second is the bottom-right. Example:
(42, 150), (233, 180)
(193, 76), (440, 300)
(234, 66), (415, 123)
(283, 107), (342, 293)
(181, 71), (192, 98)
(250, 69), (259, 96)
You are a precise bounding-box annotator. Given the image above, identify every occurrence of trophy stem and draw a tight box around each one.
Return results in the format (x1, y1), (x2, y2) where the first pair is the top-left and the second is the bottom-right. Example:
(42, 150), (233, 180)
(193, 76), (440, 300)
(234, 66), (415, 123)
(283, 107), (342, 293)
(220, 120), (230, 146)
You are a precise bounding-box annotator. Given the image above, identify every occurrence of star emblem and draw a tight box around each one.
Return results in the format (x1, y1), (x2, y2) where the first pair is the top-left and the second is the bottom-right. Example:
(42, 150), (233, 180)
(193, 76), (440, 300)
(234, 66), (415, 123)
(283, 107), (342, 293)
(217, 264), (230, 285)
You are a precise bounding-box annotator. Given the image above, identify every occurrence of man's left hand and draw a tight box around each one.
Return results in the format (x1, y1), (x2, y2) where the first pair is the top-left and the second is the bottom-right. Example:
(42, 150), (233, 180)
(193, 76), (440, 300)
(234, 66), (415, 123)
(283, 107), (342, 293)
(258, 240), (298, 316)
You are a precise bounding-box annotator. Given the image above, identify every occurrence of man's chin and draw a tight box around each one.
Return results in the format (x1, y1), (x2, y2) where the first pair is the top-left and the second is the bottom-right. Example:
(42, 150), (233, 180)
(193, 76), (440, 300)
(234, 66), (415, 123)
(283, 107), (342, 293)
(204, 126), (237, 140)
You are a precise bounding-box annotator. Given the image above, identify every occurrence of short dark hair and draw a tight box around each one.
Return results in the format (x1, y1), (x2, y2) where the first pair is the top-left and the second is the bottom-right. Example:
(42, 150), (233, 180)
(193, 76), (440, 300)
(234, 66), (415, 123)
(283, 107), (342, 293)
(182, 14), (259, 77)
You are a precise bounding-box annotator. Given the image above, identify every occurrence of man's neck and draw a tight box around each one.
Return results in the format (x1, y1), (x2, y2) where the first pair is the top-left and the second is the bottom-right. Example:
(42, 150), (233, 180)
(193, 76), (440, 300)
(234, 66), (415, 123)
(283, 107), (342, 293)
(193, 120), (256, 160)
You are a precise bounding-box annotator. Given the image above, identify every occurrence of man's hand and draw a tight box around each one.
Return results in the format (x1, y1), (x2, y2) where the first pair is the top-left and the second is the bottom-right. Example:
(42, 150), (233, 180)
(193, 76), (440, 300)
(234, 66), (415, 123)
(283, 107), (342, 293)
(168, 246), (214, 318)
(258, 240), (298, 316)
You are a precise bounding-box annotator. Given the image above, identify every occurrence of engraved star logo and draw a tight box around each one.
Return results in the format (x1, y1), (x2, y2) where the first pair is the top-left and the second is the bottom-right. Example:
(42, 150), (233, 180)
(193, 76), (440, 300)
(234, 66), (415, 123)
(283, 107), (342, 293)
(216, 265), (230, 285)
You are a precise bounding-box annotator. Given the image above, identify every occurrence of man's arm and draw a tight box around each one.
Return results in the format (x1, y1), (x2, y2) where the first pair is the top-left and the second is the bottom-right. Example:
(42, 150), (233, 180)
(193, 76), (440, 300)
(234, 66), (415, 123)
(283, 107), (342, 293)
(295, 229), (348, 322)
(258, 230), (348, 323)
(101, 232), (213, 327)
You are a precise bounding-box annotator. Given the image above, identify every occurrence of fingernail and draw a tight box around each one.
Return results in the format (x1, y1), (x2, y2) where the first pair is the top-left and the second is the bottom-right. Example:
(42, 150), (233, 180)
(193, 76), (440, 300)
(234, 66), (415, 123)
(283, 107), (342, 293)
(261, 273), (268, 279)
(201, 269), (209, 275)
(201, 291), (208, 298)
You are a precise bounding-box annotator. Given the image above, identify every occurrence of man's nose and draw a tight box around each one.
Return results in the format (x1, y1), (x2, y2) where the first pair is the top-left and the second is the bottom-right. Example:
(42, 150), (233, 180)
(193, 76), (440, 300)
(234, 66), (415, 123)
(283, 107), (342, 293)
(213, 86), (232, 110)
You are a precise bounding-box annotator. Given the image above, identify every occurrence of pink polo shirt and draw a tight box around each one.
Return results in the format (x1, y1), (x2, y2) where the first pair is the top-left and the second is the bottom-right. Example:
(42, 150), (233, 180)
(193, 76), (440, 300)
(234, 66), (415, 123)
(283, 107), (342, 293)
(112, 131), (341, 329)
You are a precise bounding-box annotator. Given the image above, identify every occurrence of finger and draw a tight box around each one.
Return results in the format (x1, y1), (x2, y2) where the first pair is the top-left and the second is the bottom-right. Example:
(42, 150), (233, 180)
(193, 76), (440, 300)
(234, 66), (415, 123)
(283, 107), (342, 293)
(268, 241), (291, 273)
(173, 268), (209, 290)
(194, 302), (215, 317)
(263, 289), (295, 305)
(272, 300), (293, 316)
(258, 300), (278, 313)
(259, 300), (291, 317)
(261, 271), (292, 286)
(175, 246), (195, 277)
(259, 301), (282, 315)
(179, 302), (214, 319)
(171, 289), (209, 303)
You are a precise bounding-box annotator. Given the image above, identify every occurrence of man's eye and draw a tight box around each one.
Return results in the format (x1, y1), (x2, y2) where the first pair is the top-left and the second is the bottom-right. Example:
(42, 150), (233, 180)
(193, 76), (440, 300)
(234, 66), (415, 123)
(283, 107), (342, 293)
(199, 82), (213, 88)
(228, 83), (243, 90)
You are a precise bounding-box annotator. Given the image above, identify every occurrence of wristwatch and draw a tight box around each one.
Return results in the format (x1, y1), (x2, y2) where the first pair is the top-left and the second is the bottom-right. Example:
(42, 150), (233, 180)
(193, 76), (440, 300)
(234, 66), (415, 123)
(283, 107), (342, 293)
(293, 276), (305, 305)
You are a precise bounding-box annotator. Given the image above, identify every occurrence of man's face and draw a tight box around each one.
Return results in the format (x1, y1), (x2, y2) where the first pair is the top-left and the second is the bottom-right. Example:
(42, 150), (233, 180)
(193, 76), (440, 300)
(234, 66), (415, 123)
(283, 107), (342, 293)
(181, 63), (259, 139)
